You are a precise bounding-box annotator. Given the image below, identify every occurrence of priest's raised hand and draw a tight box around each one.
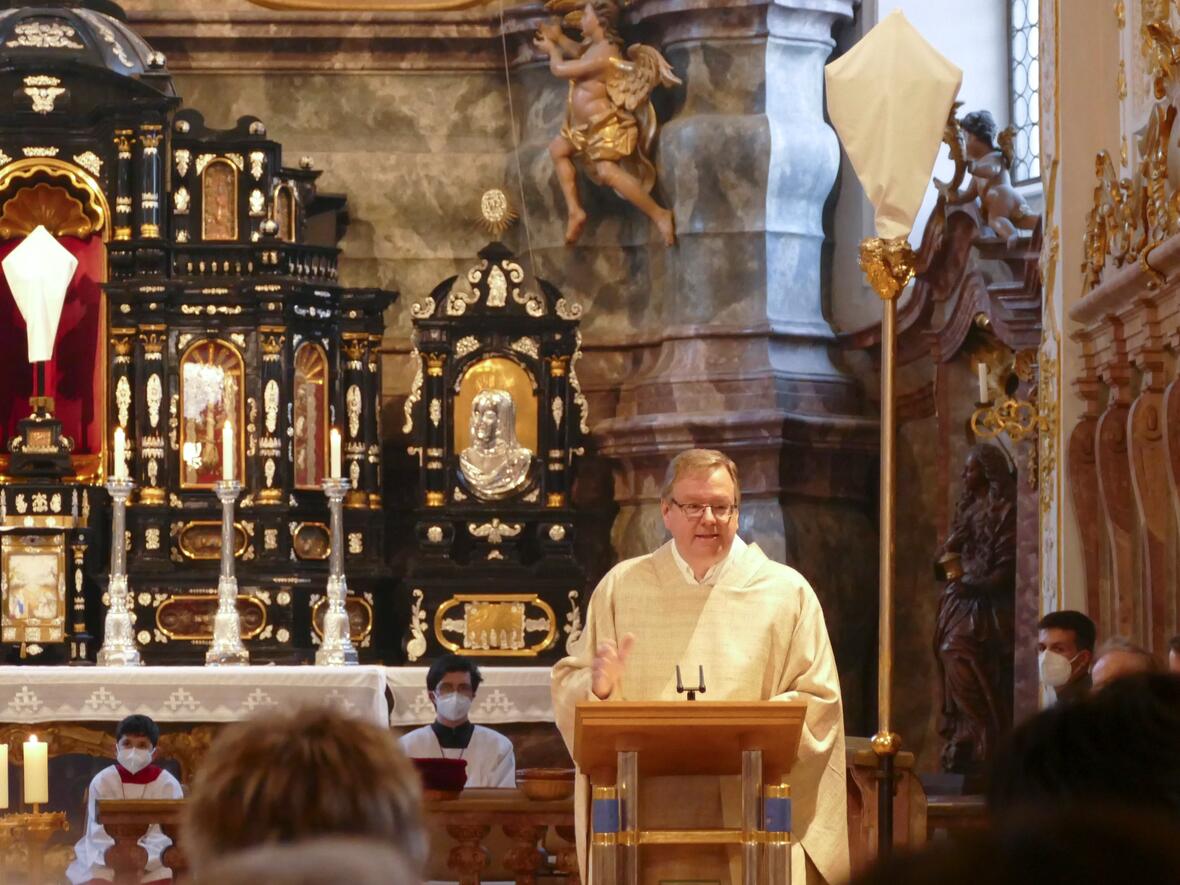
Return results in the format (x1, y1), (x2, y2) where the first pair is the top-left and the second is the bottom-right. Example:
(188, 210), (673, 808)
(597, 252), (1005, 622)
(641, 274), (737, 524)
(591, 632), (635, 699)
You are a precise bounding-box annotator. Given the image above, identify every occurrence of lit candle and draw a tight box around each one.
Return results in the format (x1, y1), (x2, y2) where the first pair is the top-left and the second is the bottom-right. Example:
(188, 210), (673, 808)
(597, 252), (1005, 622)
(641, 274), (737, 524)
(23, 734), (47, 806)
(0, 743), (8, 810)
(976, 363), (988, 403)
(113, 427), (127, 480)
(330, 428), (342, 480)
(222, 420), (234, 482)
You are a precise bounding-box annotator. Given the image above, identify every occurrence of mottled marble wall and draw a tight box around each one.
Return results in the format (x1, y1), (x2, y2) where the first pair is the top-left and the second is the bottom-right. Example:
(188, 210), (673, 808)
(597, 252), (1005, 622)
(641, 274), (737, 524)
(128, 0), (884, 736)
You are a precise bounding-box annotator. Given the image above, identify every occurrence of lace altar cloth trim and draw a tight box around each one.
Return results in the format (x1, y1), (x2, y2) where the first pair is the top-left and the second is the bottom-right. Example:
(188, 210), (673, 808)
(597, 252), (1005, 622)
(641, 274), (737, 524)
(386, 666), (553, 726)
(0, 665), (389, 726)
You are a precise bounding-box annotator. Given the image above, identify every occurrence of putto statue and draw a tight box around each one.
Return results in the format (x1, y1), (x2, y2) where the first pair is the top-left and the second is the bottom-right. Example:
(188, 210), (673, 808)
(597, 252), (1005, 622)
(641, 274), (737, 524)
(939, 109), (1038, 247)
(534, 0), (681, 246)
(459, 388), (533, 500)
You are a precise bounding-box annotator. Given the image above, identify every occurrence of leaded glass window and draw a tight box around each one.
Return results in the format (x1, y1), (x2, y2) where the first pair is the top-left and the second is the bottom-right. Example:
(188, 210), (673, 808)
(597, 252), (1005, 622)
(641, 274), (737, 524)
(1009, 0), (1040, 183)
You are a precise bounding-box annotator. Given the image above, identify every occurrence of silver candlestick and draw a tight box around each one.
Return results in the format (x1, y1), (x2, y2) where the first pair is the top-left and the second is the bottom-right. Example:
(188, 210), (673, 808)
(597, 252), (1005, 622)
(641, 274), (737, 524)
(316, 476), (358, 665)
(97, 478), (140, 666)
(206, 479), (249, 666)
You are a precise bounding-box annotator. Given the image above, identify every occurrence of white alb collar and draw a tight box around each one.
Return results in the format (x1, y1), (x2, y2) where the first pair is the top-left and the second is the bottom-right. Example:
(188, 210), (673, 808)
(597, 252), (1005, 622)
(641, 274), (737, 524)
(669, 534), (746, 586)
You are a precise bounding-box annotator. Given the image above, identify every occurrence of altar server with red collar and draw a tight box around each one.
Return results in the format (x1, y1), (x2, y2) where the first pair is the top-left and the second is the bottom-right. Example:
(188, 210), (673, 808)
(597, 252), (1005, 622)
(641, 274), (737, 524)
(67, 714), (184, 885)
(399, 654), (516, 788)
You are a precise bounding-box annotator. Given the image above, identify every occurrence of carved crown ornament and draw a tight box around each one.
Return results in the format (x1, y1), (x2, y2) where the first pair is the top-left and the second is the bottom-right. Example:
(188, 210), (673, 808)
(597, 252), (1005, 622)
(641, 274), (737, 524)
(1082, 1), (1180, 293)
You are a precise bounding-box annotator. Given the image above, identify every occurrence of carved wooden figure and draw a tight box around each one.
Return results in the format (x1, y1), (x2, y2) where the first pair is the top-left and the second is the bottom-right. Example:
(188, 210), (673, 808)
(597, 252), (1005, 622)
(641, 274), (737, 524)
(534, 0), (681, 246)
(933, 444), (1016, 776)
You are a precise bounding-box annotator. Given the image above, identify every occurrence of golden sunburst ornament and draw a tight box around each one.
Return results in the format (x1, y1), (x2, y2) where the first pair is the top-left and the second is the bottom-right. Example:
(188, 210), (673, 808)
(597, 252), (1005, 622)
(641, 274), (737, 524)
(478, 188), (518, 236)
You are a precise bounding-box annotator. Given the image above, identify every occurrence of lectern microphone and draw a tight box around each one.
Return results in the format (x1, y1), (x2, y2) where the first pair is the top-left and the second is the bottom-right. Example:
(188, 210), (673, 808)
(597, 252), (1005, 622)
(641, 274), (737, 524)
(674, 664), (706, 701)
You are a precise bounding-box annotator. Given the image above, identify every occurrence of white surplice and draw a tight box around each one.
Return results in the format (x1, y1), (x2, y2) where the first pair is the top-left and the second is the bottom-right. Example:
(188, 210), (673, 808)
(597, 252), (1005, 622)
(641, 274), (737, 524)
(552, 539), (849, 885)
(66, 764), (183, 884)
(399, 723), (516, 788)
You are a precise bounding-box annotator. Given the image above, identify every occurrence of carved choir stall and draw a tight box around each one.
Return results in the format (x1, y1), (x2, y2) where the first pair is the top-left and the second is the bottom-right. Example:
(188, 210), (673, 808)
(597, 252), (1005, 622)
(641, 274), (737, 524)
(401, 241), (589, 665)
(0, 0), (396, 664)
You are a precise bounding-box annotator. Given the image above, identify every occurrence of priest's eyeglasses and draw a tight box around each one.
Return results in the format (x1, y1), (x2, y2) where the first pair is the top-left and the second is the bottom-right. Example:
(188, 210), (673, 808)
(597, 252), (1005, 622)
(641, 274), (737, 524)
(435, 684), (475, 698)
(669, 500), (737, 521)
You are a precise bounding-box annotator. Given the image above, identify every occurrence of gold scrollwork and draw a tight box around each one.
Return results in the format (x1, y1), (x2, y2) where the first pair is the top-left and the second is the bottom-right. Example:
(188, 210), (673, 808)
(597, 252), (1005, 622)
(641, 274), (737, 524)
(858, 236), (917, 301)
(1083, 5), (1180, 291)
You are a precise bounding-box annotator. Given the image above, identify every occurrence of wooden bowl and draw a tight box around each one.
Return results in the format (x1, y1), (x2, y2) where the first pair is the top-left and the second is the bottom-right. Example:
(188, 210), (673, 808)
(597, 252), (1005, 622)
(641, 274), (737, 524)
(516, 767), (576, 800)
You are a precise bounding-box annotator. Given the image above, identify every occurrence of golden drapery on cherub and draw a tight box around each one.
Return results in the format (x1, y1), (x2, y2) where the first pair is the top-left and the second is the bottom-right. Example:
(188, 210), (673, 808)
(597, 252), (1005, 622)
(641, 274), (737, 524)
(535, 0), (681, 246)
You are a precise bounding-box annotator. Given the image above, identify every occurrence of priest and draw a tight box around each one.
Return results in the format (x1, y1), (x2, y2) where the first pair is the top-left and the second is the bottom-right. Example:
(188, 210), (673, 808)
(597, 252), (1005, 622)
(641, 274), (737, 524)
(551, 448), (848, 885)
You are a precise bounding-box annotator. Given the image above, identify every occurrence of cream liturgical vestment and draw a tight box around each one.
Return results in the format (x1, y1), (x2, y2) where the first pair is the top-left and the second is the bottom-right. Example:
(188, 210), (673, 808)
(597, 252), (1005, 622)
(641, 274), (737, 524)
(552, 540), (849, 885)
(66, 764), (183, 884)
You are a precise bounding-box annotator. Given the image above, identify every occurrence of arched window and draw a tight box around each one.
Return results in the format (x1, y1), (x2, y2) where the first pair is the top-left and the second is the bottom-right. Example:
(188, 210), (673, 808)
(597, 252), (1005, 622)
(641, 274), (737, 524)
(179, 339), (244, 488)
(1009, 0), (1040, 183)
(293, 342), (328, 489)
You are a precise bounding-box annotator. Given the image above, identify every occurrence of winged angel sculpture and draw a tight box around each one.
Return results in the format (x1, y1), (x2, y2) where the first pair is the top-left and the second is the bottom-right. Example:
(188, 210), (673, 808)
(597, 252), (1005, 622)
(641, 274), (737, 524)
(535, 0), (681, 246)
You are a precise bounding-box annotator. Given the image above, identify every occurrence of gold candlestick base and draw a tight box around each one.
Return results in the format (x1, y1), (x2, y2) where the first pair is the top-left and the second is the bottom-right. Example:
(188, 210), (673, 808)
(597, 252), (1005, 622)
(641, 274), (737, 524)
(2, 808), (69, 884)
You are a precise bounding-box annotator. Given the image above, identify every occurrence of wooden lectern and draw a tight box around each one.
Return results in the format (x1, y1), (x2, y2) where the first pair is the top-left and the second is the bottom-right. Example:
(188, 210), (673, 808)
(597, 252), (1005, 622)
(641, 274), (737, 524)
(573, 700), (808, 885)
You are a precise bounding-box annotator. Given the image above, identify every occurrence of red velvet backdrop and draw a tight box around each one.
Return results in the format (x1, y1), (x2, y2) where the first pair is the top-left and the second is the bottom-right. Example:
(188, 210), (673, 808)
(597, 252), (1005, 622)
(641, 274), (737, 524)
(0, 235), (104, 454)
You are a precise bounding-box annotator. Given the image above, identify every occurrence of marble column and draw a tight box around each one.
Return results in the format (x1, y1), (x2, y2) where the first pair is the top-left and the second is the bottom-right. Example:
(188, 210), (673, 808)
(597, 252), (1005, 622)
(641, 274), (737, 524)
(585, 0), (877, 730)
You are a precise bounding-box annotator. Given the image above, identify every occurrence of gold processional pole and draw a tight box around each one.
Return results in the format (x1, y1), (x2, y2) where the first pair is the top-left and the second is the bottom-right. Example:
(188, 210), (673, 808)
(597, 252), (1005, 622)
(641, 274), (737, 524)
(859, 235), (916, 860)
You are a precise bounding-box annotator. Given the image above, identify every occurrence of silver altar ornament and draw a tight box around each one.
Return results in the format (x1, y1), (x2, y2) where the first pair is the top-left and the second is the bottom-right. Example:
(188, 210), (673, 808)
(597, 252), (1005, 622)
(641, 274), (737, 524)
(97, 478), (140, 666)
(206, 479), (249, 665)
(458, 388), (532, 500)
(316, 476), (358, 666)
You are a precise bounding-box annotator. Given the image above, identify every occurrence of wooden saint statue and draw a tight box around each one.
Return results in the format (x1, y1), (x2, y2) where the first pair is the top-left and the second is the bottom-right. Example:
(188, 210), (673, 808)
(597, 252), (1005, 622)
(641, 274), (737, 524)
(534, 0), (681, 246)
(933, 443), (1016, 776)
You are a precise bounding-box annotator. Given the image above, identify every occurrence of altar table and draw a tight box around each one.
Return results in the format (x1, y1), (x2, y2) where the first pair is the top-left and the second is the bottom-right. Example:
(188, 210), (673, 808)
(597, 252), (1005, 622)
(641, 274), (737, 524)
(0, 665), (391, 727)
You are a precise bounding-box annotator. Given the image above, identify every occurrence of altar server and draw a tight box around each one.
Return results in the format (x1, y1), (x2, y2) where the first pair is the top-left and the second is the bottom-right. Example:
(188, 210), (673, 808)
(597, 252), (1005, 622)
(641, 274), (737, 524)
(399, 654), (516, 788)
(552, 448), (849, 885)
(67, 714), (183, 885)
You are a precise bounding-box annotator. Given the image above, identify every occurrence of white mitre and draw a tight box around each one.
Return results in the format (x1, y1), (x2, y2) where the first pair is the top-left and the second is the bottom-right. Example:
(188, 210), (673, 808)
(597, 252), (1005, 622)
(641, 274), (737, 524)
(2, 224), (78, 363)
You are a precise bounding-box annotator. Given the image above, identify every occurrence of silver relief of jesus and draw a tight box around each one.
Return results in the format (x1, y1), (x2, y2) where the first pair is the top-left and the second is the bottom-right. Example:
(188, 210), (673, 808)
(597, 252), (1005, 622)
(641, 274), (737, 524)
(459, 388), (533, 500)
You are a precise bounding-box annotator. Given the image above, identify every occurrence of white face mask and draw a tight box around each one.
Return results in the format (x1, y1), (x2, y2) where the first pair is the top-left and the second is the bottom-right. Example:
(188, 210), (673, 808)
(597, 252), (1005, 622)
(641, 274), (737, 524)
(1038, 649), (1079, 689)
(117, 746), (153, 775)
(435, 692), (473, 723)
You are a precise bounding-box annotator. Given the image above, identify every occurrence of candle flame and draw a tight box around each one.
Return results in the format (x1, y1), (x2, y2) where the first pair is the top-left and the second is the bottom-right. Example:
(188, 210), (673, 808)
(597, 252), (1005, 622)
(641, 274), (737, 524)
(27, 734), (38, 744)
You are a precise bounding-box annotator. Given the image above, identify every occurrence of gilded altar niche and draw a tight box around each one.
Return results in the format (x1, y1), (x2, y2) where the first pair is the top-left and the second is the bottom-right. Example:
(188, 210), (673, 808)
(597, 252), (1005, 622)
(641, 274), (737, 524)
(293, 342), (328, 489)
(179, 339), (243, 488)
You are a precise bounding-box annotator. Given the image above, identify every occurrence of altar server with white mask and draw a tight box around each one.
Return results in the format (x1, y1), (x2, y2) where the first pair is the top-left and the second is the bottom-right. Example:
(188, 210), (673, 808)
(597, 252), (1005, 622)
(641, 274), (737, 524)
(67, 714), (184, 885)
(399, 654), (516, 788)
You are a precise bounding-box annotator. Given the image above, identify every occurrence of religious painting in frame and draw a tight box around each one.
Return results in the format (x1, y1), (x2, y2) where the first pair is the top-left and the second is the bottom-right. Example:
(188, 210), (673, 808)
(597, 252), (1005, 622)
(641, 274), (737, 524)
(1, 534), (66, 644)
(293, 341), (328, 489)
(179, 339), (244, 488)
(201, 158), (238, 241)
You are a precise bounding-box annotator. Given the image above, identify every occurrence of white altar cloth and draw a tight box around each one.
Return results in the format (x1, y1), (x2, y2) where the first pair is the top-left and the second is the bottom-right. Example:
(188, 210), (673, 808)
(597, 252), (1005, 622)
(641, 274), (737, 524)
(386, 666), (553, 727)
(0, 665), (390, 727)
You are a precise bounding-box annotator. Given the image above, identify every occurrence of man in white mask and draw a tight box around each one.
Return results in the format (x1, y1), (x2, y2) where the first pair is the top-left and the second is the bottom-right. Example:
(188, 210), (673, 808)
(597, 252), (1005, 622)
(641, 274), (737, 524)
(1036, 610), (1096, 705)
(398, 654), (515, 788)
(67, 714), (183, 884)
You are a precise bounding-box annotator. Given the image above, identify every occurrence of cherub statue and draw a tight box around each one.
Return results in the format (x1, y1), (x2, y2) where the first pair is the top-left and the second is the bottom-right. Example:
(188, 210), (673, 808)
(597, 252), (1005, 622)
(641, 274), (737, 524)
(534, 0), (681, 246)
(939, 110), (1039, 247)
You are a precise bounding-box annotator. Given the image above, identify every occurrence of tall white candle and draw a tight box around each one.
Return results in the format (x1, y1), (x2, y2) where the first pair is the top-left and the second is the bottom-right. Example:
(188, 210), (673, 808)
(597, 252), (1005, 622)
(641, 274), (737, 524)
(0, 743), (8, 810)
(976, 363), (988, 403)
(222, 420), (234, 482)
(23, 734), (47, 806)
(330, 428), (342, 480)
(113, 426), (127, 480)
